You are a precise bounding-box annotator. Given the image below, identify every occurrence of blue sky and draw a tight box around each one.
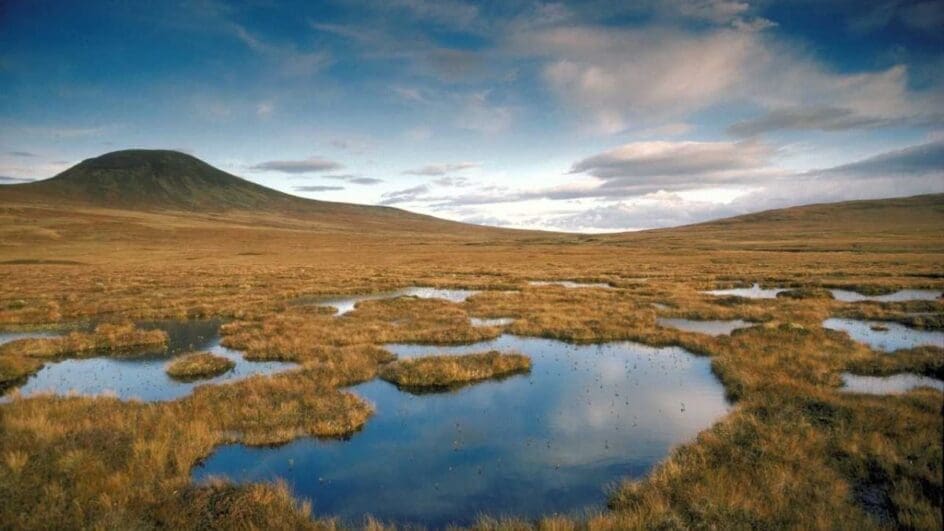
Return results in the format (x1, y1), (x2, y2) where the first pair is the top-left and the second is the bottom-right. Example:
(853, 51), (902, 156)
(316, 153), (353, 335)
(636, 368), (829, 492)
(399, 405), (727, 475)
(1, 0), (942, 231)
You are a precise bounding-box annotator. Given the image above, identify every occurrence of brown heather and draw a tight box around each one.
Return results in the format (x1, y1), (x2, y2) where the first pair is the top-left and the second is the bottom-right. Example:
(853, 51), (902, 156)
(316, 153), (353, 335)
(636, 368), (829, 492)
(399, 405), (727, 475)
(0, 193), (941, 529)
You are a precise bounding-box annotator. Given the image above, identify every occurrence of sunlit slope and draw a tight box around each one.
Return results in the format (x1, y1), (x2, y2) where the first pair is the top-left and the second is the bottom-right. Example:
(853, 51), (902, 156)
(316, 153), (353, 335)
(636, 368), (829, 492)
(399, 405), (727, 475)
(618, 194), (944, 252)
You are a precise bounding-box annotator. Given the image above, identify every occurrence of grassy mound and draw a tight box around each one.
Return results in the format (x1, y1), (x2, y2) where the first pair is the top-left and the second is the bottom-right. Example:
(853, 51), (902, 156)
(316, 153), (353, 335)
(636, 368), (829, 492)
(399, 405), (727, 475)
(165, 352), (235, 381)
(380, 350), (531, 390)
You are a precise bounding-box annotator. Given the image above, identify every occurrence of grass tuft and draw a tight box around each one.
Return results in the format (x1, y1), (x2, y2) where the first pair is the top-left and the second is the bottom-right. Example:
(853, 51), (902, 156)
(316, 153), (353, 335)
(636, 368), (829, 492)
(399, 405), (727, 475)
(166, 352), (235, 381)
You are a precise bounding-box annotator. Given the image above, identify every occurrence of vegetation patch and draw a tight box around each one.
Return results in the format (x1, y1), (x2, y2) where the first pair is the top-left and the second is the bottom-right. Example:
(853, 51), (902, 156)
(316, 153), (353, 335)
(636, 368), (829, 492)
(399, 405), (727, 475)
(165, 352), (235, 381)
(0, 323), (168, 388)
(379, 350), (532, 390)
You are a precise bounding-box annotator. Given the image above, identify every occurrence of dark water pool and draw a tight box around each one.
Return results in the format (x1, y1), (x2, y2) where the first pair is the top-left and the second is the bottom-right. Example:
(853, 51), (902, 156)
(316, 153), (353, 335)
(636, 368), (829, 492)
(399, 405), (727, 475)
(1, 320), (295, 402)
(193, 335), (730, 528)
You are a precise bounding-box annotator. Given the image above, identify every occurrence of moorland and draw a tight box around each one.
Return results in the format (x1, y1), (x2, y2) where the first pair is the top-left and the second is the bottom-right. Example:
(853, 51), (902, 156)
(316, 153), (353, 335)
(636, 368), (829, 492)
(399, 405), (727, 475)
(0, 150), (941, 529)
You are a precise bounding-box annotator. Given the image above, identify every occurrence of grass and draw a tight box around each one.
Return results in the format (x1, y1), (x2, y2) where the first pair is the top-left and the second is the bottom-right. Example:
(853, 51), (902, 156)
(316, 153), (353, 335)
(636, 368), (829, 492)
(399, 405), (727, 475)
(0, 323), (168, 388)
(379, 350), (532, 390)
(0, 193), (941, 528)
(166, 352), (235, 380)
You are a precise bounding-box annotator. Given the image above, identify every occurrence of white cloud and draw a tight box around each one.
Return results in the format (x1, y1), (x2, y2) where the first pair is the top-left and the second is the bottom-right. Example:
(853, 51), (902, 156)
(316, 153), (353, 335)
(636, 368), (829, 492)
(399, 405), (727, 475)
(569, 140), (778, 193)
(403, 162), (479, 176)
(510, 19), (939, 135)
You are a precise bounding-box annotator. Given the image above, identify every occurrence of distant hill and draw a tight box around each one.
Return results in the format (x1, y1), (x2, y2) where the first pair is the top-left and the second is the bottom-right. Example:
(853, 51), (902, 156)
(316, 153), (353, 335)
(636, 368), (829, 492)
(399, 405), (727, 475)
(0, 149), (509, 236)
(2, 149), (346, 211)
(614, 194), (944, 252)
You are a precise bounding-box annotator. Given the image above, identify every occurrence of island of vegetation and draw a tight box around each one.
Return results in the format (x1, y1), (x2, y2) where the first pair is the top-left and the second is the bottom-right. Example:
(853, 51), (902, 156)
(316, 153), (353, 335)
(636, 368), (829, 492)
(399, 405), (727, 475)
(165, 352), (236, 381)
(379, 350), (532, 390)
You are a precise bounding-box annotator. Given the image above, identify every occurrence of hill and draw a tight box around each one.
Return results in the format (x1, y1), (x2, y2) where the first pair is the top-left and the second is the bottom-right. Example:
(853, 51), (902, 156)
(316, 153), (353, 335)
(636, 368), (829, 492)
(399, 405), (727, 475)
(610, 194), (944, 252)
(0, 149), (514, 237)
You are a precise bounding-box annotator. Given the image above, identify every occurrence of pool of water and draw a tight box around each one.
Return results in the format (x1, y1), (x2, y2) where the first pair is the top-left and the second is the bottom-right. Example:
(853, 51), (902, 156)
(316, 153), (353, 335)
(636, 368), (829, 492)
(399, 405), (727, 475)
(841, 373), (944, 395)
(529, 281), (613, 289)
(656, 318), (753, 336)
(0, 330), (61, 345)
(470, 317), (515, 327)
(828, 289), (942, 302)
(305, 287), (478, 315)
(703, 283), (784, 299)
(1, 320), (295, 402)
(193, 335), (730, 528)
(822, 318), (944, 352)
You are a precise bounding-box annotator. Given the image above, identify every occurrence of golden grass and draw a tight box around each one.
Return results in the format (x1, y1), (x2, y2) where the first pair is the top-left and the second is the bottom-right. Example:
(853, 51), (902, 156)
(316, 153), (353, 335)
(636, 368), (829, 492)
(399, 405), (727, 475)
(166, 352), (235, 380)
(0, 194), (942, 528)
(379, 350), (531, 389)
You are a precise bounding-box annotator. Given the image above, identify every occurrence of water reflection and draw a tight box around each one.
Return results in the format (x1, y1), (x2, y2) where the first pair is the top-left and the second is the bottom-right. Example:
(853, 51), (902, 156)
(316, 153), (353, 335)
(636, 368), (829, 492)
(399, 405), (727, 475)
(703, 283), (784, 299)
(656, 318), (753, 336)
(193, 335), (730, 528)
(841, 373), (944, 395)
(829, 289), (941, 302)
(2, 320), (294, 402)
(306, 287), (478, 315)
(529, 281), (613, 289)
(0, 330), (60, 345)
(470, 317), (515, 327)
(822, 318), (944, 352)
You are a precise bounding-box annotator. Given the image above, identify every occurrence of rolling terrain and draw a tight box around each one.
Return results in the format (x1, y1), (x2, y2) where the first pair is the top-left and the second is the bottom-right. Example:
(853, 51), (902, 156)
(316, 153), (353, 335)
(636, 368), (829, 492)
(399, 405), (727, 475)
(0, 150), (942, 530)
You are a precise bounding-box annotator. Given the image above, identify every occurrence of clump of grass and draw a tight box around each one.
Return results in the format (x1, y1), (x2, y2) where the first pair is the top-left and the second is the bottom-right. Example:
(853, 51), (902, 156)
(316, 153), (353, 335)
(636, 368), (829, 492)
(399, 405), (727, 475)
(379, 350), (531, 390)
(0, 323), (168, 388)
(777, 287), (834, 300)
(0, 322), (167, 358)
(165, 352), (235, 381)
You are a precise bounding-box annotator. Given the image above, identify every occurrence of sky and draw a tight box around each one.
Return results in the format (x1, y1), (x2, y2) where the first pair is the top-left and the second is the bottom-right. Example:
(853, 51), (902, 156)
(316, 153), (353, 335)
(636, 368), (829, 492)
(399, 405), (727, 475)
(1, 0), (943, 232)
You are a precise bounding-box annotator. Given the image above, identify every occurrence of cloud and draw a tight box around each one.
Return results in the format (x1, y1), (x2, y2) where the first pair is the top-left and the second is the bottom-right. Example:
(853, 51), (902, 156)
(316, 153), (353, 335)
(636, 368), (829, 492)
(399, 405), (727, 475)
(324, 174), (384, 185)
(230, 23), (331, 77)
(7, 151), (36, 157)
(294, 185), (344, 192)
(510, 19), (938, 135)
(0, 175), (34, 184)
(570, 140), (777, 193)
(379, 184), (430, 205)
(728, 106), (900, 136)
(403, 162), (478, 176)
(514, 26), (756, 133)
(812, 140), (944, 178)
(385, 0), (479, 28)
(256, 101), (275, 117)
(250, 157), (342, 174)
(456, 92), (513, 134)
(433, 176), (471, 187)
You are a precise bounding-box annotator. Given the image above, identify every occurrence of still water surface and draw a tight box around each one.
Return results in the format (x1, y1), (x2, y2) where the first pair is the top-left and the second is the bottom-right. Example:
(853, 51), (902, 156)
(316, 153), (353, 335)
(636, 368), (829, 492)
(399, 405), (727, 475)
(193, 335), (730, 528)
(841, 373), (944, 395)
(1, 320), (294, 402)
(656, 318), (753, 336)
(822, 318), (944, 352)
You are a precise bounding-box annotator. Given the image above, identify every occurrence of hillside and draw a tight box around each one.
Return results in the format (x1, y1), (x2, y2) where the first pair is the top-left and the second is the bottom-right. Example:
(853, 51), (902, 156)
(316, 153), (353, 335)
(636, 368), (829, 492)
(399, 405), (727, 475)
(611, 194), (944, 252)
(0, 149), (516, 238)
